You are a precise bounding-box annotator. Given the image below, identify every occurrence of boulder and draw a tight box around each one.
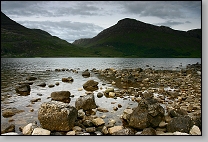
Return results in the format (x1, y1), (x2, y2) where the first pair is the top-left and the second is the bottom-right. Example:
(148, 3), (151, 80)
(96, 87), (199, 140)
(51, 91), (71, 103)
(167, 116), (194, 133)
(127, 98), (164, 129)
(62, 77), (74, 82)
(128, 106), (149, 129)
(1, 123), (15, 134)
(32, 128), (51, 135)
(15, 84), (31, 95)
(38, 101), (78, 131)
(37, 82), (46, 87)
(141, 127), (156, 135)
(82, 71), (90, 77)
(75, 94), (97, 111)
(83, 80), (98, 91)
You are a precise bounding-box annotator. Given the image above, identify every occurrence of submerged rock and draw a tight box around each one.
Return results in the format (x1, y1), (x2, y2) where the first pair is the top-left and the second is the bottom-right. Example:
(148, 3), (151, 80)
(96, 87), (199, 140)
(2, 107), (24, 118)
(15, 84), (31, 95)
(37, 82), (46, 87)
(26, 76), (37, 81)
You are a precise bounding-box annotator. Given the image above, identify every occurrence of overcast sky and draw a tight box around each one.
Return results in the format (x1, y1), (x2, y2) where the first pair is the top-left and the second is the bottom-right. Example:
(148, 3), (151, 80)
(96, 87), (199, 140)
(1, 1), (201, 43)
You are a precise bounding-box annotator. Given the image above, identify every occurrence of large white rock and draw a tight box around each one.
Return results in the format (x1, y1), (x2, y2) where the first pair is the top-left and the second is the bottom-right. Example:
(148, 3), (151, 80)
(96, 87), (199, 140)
(22, 123), (33, 135)
(32, 128), (50, 135)
(66, 131), (76, 135)
(190, 125), (201, 135)
(102, 126), (108, 135)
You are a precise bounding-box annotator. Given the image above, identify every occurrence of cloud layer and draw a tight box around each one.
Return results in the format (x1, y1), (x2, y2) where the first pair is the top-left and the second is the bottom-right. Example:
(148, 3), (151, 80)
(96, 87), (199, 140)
(1, 1), (201, 43)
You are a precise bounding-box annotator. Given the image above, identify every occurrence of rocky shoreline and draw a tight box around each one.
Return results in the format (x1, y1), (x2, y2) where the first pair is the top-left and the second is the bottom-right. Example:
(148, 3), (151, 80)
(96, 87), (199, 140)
(1, 63), (201, 135)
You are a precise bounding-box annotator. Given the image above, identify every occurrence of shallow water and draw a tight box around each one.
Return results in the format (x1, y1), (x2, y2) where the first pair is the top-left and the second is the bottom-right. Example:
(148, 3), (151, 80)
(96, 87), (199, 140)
(1, 58), (201, 133)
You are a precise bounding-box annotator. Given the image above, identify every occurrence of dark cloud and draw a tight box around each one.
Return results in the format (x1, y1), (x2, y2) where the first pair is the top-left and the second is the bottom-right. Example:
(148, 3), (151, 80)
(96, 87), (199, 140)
(18, 20), (104, 43)
(119, 1), (201, 19)
(185, 21), (191, 24)
(155, 20), (184, 27)
(1, 1), (103, 17)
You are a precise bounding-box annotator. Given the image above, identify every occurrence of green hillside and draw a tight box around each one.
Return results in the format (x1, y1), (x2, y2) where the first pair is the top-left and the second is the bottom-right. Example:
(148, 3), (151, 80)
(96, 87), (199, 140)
(73, 18), (201, 57)
(1, 12), (89, 57)
(1, 12), (201, 58)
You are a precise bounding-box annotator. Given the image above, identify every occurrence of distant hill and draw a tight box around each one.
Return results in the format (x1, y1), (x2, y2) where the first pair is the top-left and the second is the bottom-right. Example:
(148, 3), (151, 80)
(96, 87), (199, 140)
(1, 12), (89, 57)
(73, 18), (201, 57)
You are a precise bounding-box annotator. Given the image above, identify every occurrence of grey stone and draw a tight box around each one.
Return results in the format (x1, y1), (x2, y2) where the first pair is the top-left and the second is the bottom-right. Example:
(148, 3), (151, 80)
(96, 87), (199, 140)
(167, 116), (194, 133)
(75, 94), (96, 111)
(51, 91), (71, 103)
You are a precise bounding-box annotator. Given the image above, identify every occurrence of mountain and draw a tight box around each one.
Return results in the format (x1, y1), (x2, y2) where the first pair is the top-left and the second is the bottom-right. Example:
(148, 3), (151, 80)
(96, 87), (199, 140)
(73, 18), (201, 57)
(1, 12), (201, 58)
(1, 12), (89, 57)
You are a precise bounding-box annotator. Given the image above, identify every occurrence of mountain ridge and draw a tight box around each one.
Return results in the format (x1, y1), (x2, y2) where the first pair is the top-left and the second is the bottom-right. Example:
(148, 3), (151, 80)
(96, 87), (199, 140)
(72, 18), (201, 57)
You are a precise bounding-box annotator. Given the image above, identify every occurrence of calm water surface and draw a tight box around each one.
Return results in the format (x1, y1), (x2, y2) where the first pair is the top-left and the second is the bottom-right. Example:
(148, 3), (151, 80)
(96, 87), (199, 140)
(1, 58), (201, 133)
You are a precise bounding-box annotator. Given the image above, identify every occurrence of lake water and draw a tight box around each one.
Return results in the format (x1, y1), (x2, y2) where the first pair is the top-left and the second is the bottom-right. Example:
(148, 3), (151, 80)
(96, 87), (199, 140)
(1, 58), (201, 133)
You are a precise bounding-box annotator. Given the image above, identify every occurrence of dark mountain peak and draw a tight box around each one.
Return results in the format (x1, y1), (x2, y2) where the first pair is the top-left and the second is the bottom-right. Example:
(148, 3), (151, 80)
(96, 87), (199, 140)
(117, 18), (146, 25)
(1, 11), (27, 31)
(115, 18), (152, 28)
(117, 18), (140, 24)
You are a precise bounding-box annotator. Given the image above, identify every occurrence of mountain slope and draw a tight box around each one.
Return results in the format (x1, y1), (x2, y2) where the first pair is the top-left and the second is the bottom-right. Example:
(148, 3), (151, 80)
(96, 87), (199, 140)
(73, 18), (201, 57)
(1, 12), (89, 57)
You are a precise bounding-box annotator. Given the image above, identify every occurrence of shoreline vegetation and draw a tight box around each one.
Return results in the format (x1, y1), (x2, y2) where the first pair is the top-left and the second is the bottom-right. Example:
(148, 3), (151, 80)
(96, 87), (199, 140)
(1, 62), (201, 135)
